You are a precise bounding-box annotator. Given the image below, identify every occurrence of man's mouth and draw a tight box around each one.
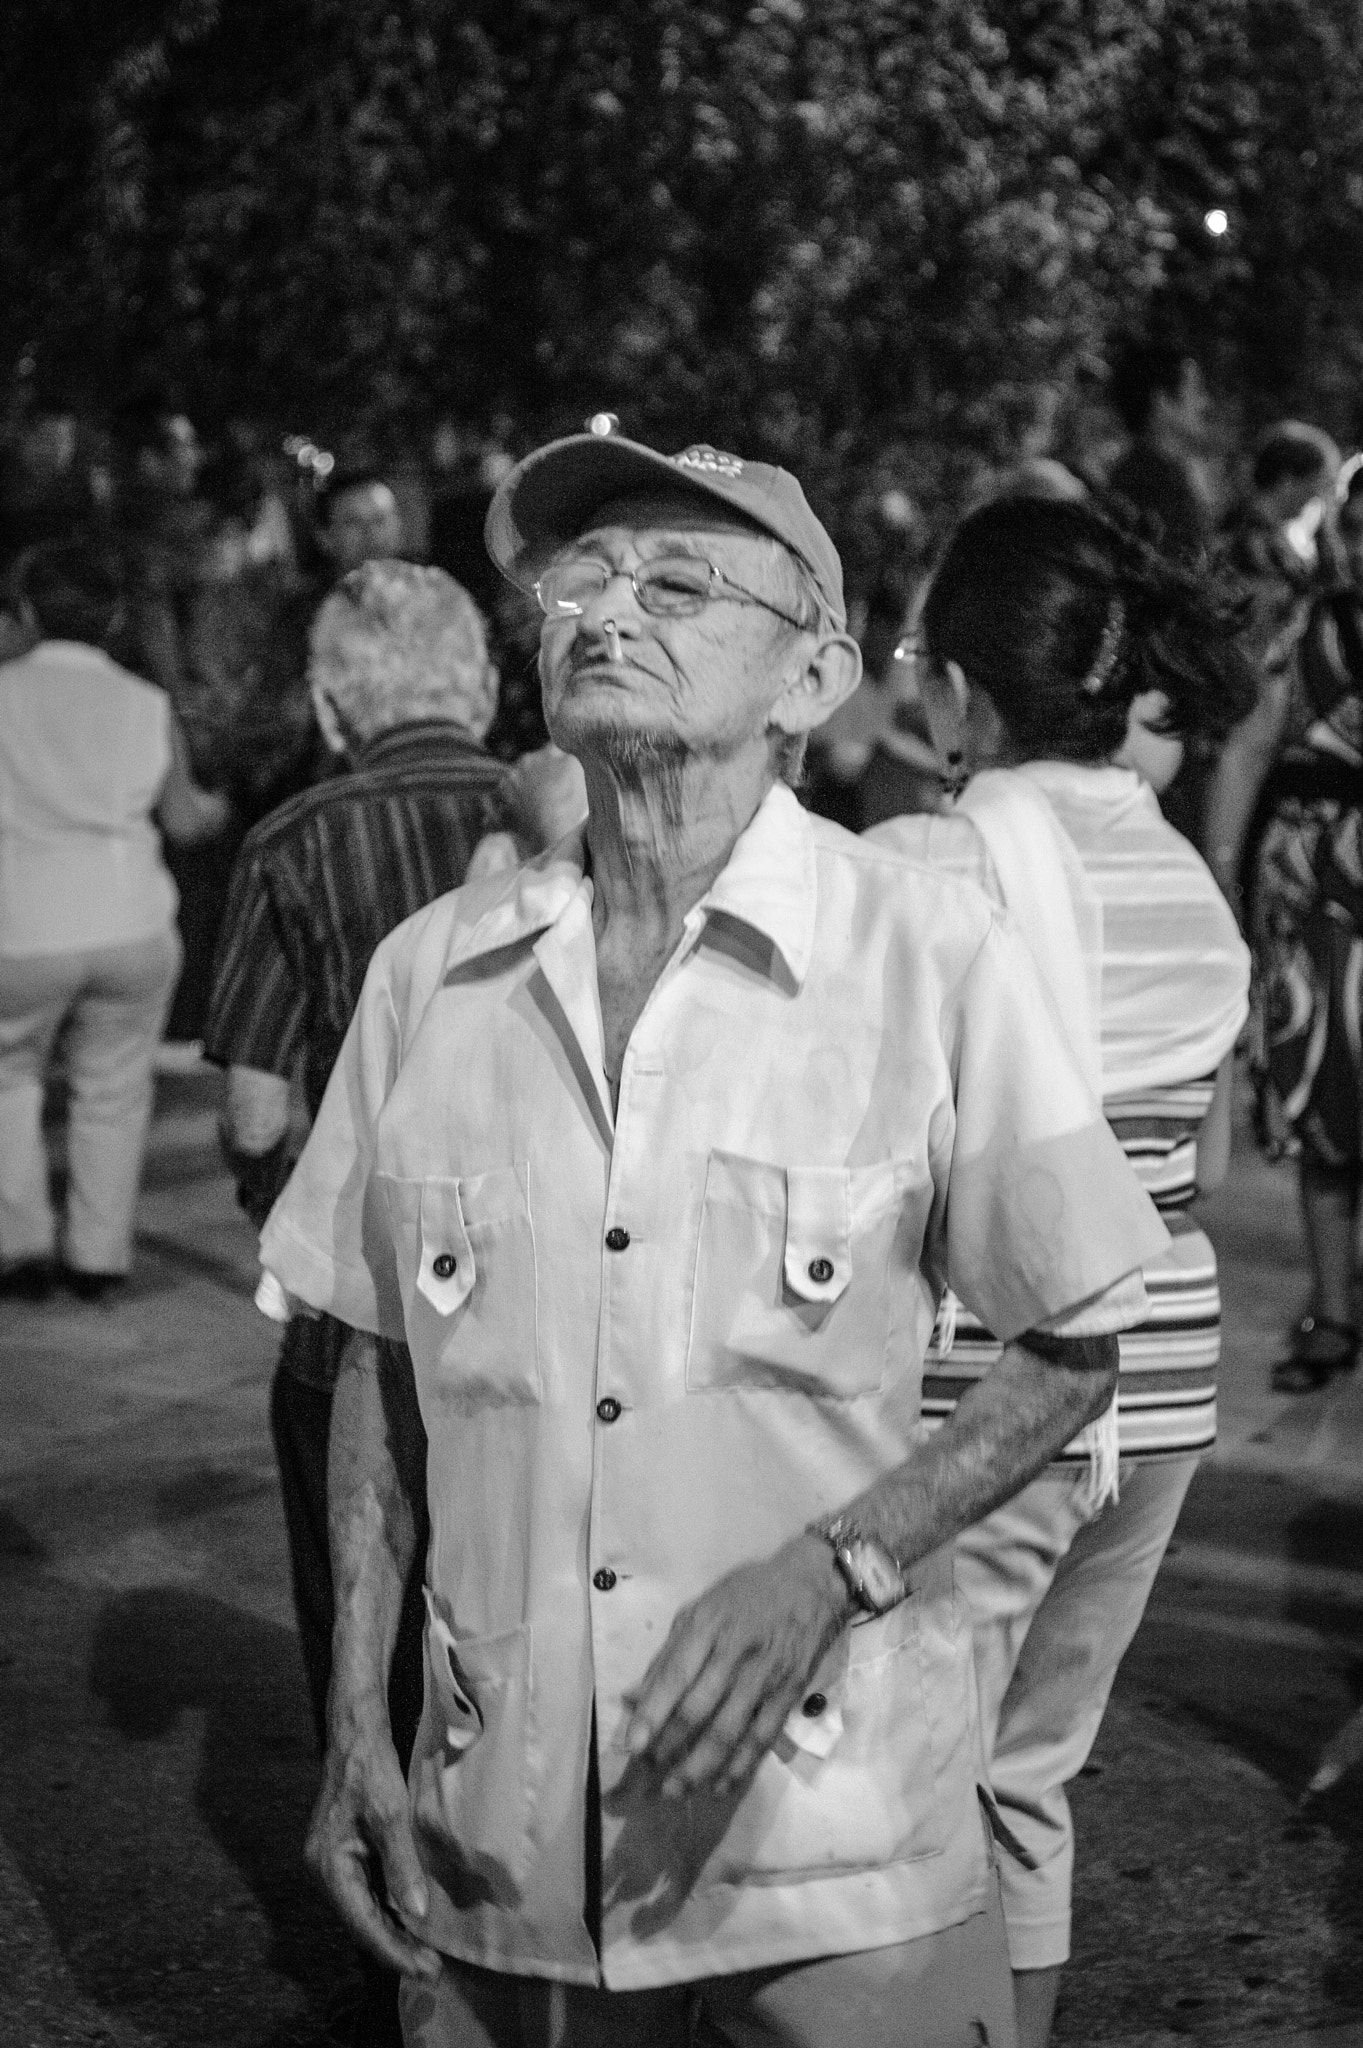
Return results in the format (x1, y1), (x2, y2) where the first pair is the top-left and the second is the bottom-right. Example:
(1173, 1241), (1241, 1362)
(566, 656), (653, 682)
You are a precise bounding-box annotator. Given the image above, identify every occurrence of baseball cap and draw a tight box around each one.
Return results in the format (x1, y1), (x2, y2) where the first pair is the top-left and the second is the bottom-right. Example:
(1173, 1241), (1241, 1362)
(485, 432), (846, 628)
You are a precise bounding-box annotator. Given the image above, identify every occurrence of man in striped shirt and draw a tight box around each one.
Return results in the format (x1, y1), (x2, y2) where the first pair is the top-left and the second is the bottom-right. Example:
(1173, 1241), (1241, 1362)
(204, 560), (509, 1749)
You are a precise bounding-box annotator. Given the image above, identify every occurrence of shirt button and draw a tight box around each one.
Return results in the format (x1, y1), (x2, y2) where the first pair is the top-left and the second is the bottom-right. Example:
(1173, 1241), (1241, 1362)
(431, 1253), (458, 1280)
(605, 1227), (631, 1252)
(592, 1567), (617, 1592)
(802, 1692), (827, 1717)
(596, 1397), (622, 1423)
(807, 1256), (834, 1284)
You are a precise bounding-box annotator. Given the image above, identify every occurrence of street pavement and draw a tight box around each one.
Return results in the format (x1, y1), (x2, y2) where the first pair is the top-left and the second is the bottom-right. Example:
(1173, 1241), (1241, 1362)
(2, 1059), (1363, 2047)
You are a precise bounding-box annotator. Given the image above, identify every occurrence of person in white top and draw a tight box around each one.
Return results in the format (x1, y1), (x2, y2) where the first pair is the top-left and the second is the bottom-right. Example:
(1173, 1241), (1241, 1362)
(0, 541), (226, 1300)
(873, 496), (1253, 2048)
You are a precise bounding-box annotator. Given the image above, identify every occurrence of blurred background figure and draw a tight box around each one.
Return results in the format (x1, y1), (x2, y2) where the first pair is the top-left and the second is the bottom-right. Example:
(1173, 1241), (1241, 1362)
(427, 418), (515, 631)
(1240, 461), (1363, 1392)
(0, 542), (226, 1301)
(1204, 419), (1342, 921)
(0, 391), (113, 659)
(1106, 337), (1219, 561)
(312, 464), (407, 582)
(803, 481), (939, 830)
(204, 558), (505, 1733)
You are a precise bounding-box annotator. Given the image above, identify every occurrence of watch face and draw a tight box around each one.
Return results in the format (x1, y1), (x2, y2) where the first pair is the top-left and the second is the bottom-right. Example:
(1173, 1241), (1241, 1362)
(852, 1539), (906, 1613)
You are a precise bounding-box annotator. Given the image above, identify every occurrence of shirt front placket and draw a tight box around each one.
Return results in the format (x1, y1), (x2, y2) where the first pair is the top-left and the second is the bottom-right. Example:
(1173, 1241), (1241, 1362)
(581, 902), (710, 1744)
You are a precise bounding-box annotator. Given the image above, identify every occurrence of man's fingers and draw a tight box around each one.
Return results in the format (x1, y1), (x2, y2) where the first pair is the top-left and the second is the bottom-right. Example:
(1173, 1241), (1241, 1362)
(304, 1743), (441, 1982)
(372, 1800), (431, 1922)
(635, 1641), (750, 1778)
(659, 1665), (774, 1796)
(323, 1841), (442, 1979)
(714, 1692), (802, 1795)
(622, 1607), (720, 1757)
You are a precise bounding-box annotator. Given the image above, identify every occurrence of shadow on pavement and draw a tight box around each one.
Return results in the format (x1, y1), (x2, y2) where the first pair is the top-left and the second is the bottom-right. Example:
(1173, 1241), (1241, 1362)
(87, 1587), (333, 1989)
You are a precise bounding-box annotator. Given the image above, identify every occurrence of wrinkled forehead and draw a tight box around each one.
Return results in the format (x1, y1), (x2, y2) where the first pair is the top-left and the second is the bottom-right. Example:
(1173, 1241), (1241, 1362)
(569, 488), (773, 561)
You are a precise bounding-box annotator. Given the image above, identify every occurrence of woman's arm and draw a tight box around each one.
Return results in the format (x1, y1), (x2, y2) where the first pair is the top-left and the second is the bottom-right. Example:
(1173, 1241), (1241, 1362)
(155, 705), (232, 843)
(1203, 670), (1292, 911)
(1195, 1051), (1236, 1194)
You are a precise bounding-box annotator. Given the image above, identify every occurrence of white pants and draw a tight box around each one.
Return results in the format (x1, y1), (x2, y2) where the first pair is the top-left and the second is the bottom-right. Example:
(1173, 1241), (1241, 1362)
(0, 931), (181, 1273)
(954, 1454), (1198, 1970)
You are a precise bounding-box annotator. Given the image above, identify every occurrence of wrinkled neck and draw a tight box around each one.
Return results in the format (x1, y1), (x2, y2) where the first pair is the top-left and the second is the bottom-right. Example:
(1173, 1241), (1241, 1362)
(581, 749), (772, 945)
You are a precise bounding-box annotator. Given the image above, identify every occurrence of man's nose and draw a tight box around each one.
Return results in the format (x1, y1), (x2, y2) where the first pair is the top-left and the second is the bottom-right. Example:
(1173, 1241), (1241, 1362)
(577, 570), (642, 629)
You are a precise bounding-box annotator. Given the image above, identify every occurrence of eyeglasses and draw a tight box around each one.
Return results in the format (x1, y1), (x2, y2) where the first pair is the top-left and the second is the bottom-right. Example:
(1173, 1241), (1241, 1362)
(534, 554), (808, 629)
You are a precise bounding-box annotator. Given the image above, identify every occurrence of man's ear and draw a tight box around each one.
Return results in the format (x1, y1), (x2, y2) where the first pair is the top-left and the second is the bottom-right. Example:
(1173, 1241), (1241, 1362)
(310, 679), (348, 756)
(768, 632), (864, 741)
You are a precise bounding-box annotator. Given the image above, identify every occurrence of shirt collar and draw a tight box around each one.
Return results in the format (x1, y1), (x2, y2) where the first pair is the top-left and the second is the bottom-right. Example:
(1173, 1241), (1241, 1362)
(443, 780), (817, 989)
(693, 781), (817, 987)
(356, 719), (489, 770)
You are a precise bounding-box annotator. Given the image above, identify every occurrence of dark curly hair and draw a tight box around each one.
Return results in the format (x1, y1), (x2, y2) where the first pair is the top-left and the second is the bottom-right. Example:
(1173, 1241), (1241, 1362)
(920, 497), (1254, 764)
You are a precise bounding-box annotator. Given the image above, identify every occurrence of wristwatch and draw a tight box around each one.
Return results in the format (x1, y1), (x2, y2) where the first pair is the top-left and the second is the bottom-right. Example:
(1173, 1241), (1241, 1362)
(813, 1515), (907, 1616)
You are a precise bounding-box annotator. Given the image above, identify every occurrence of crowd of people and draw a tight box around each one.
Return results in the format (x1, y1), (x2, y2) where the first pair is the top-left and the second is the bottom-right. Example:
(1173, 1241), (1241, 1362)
(1, 352), (1361, 2048)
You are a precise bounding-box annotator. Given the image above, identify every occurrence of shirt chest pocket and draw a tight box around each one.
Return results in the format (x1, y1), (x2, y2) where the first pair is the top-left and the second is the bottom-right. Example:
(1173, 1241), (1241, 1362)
(379, 1165), (541, 1405)
(685, 1153), (902, 1397)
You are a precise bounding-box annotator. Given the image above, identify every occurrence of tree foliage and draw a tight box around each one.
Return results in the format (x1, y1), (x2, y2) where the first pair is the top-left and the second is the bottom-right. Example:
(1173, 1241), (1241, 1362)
(3, 0), (1361, 554)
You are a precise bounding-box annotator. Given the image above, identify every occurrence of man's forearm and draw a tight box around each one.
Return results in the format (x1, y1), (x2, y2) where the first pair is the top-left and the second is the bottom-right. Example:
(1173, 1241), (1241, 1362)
(327, 1330), (427, 1738)
(836, 1335), (1117, 1573)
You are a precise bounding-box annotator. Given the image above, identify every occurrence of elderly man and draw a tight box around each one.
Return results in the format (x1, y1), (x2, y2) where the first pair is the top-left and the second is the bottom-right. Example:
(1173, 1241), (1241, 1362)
(204, 559), (507, 1753)
(260, 437), (1167, 2048)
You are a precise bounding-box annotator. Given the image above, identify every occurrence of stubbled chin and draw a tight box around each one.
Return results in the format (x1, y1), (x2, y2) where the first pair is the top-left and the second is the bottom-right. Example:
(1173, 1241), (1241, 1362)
(549, 680), (674, 738)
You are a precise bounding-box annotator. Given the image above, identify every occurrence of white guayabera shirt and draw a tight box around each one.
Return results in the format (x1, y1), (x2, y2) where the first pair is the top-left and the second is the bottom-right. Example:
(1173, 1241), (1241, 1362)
(260, 782), (1166, 1990)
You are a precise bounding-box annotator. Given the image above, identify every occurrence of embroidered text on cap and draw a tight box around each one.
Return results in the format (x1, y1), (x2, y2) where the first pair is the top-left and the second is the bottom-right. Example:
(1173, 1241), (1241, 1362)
(673, 446), (745, 477)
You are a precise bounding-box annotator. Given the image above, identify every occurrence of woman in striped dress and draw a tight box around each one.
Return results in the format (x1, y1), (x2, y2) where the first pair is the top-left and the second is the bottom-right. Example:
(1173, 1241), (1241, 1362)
(872, 497), (1252, 2048)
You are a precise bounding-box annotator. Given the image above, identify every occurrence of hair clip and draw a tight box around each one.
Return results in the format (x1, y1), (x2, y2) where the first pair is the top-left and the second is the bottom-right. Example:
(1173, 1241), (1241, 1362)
(1081, 596), (1125, 696)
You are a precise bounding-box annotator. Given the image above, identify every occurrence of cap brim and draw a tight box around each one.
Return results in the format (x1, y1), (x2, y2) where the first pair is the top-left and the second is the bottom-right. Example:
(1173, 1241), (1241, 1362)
(485, 435), (764, 589)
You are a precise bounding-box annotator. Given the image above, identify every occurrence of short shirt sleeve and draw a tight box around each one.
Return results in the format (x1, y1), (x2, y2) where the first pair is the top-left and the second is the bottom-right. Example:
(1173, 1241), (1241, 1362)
(941, 915), (1169, 1343)
(202, 839), (308, 1078)
(257, 940), (406, 1337)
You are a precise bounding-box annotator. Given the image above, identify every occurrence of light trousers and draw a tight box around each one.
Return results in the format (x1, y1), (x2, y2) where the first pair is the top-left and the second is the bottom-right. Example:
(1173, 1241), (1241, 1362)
(399, 1865), (1016, 2048)
(954, 1454), (1198, 1970)
(0, 930), (181, 1272)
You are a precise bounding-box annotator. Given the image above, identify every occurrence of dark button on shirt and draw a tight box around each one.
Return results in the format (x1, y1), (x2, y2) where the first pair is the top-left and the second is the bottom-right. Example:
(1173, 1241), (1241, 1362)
(596, 1397), (622, 1423)
(605, 1226), (631, 1252)
(592, 1567), (617, 1592)
(802, 1691), (827, 1717)
(432, 1253), (458, 1281)
(807, 1256), (834, 1284)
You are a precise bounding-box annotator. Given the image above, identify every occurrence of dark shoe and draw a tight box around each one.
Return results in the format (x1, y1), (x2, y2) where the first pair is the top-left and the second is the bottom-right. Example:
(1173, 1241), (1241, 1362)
(1271, 1313), (1360, 1393)
(0, 1256), (59, 1301)
(63, 1268), (128, 1304)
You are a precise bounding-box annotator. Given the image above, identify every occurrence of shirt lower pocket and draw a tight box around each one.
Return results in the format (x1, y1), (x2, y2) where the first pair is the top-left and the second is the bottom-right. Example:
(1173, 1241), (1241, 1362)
(413, 1596), (538, 1908)
(695, 1596), (948, 1883)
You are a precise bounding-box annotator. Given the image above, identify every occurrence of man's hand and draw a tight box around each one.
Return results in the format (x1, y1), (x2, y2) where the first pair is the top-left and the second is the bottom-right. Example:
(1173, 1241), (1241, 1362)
(618, 1534), (849, 1801)
(304, 1699), (442, 1981)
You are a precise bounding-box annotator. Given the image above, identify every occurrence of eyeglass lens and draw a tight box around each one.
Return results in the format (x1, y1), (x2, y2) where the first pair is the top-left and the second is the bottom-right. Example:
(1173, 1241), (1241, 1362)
(538, 556), (714, 617)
